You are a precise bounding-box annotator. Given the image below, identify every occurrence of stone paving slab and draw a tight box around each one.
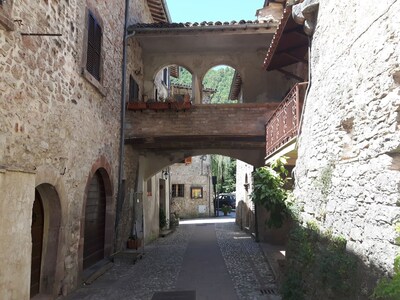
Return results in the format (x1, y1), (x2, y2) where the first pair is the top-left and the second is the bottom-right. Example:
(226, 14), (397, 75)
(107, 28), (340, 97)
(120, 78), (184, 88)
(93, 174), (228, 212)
(65, 219), (281, 300)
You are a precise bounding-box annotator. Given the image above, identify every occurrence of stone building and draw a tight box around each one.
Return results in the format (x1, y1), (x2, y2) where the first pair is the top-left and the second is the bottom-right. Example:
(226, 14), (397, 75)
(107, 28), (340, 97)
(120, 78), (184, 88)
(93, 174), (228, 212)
(169, 155), (213, 219)
(0, 0), (169, 298)
(262, 0), (400, 297)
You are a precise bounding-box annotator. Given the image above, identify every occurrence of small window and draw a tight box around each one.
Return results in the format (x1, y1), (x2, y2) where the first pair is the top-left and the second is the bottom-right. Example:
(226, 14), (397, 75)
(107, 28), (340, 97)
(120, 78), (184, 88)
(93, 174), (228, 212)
(129, 75), (139, 102)
(172, 184), (184, 197)
(86, 11), (102, 81)
(147, 179), (152, 197)
(191, 187), (203, 199)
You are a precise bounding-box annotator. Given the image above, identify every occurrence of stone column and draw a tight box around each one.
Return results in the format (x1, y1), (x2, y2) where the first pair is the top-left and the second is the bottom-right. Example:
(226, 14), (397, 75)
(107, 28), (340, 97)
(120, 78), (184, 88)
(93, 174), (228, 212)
(192, 73), (202, 104)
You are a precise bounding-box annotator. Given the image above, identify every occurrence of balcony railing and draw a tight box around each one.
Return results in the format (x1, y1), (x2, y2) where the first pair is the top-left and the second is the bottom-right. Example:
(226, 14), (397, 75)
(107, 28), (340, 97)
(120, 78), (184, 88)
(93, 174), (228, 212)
(265, 82), (308, 158)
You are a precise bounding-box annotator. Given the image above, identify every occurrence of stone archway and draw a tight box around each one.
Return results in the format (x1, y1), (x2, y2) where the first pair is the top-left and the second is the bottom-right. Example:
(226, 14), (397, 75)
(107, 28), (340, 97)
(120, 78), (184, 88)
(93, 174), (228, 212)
(78, 156), (114, 279)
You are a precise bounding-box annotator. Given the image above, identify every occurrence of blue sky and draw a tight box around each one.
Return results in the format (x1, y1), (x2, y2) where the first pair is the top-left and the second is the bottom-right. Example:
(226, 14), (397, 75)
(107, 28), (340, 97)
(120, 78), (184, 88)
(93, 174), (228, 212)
(166, 0), (265, 23)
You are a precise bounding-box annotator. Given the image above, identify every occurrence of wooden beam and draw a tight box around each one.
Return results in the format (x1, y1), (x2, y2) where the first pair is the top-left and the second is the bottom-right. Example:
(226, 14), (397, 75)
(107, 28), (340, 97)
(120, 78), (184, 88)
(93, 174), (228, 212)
(275, 44), (308, 55)
(282, 27), (304, 35)
(277, 68), (304, 81)
(282, 52), (308, 64)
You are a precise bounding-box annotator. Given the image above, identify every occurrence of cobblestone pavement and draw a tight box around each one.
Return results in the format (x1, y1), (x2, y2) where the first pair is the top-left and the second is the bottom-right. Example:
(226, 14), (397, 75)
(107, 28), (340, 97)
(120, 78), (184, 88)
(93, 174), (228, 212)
(66, 219), (280, 300)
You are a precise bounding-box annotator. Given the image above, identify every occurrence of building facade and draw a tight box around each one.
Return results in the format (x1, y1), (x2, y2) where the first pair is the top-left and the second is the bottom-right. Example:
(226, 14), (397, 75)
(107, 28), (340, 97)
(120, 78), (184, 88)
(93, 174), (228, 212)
(169, 156), (213, 219)
(0, 0), (163, 298)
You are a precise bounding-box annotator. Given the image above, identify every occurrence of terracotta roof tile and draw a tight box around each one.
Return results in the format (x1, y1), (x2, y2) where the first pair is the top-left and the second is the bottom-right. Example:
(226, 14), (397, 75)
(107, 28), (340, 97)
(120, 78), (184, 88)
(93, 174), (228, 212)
(128, 19), (273, 32)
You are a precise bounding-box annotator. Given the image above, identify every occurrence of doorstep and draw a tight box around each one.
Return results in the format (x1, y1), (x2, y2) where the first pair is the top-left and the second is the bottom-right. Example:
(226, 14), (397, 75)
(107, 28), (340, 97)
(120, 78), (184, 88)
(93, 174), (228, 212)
(82, 259), (113, 285)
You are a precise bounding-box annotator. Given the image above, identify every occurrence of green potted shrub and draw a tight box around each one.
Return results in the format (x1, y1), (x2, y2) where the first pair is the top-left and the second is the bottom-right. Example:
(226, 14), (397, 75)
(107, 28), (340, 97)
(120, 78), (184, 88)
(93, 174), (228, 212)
(221, 204), (232, 216)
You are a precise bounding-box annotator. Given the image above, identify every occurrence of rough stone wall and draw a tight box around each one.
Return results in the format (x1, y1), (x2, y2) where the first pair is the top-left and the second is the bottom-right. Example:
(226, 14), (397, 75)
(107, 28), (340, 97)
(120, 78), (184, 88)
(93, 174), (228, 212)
(0, 0), (153, 297)
(170, 156), (212, 218)
(293, 0), (400, 294)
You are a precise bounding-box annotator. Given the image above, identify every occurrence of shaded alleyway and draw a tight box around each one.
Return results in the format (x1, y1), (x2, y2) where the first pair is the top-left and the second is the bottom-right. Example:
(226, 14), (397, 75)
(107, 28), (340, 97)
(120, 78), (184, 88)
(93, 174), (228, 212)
(66, 217), (280, 300)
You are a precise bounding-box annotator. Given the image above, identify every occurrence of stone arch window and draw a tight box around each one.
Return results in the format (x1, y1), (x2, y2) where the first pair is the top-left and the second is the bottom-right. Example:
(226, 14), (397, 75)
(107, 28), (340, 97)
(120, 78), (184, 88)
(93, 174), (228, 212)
(202, 64), (240, 104)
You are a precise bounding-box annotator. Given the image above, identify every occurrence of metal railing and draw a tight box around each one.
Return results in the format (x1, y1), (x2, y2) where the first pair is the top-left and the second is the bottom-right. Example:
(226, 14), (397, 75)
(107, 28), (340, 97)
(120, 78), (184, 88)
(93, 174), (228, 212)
(265, 82), (308, 157)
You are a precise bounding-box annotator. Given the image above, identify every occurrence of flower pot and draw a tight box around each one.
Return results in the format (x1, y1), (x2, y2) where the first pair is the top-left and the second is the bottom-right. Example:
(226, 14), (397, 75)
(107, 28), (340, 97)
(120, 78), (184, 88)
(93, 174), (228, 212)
(148, 102), (170, 111)
(127, 238), (141, 250)
(171, 101), (191, 111)
(126, 102), (147, 111)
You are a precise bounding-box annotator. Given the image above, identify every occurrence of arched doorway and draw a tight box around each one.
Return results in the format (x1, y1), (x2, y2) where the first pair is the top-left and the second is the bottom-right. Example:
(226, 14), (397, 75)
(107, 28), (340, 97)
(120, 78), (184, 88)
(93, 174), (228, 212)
(31, 190), (44, 297)
(83, 170), (106, 269)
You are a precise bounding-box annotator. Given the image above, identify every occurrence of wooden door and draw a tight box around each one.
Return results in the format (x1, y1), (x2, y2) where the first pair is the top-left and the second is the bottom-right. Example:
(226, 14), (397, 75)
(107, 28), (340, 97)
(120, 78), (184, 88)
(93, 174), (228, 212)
(83, 171), (106, 269)
(31, 190), (44, 297)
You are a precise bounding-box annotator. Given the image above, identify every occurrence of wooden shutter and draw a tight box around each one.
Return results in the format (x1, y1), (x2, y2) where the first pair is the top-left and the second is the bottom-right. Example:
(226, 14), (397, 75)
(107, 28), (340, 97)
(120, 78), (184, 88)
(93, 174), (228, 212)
(86, 12), (102, 81)
(83, 171), (106, 269)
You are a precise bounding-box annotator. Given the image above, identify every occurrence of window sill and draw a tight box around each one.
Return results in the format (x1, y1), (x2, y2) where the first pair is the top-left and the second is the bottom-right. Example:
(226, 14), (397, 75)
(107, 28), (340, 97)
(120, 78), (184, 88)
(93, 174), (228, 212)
(81, 68), (106, 97)
(0, 11), (15, 31)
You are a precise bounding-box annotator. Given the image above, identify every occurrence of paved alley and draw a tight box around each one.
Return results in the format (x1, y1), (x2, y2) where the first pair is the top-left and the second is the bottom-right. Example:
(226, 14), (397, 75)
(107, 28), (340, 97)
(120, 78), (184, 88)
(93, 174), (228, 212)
(66, 218), (280, 300)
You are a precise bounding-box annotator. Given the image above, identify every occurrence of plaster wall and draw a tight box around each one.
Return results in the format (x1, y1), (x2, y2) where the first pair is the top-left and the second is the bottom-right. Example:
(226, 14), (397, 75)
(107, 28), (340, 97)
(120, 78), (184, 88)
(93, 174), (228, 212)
(294, 0), (400, 282)
(0, 170), (35, 300)
(143, 174), (161, 243)
(235, 160), (254, 207)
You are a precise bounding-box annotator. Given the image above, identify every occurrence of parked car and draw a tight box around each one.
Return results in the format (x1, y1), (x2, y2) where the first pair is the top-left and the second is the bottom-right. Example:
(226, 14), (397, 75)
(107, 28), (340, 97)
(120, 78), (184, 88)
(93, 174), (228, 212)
(215, 193), (236, 209)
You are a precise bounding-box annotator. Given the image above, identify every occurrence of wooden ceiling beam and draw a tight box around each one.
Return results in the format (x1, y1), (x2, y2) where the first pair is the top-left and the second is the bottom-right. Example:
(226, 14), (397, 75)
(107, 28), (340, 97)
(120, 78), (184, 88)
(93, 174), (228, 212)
(275, 44), (308, 55)
(277, 68), (304, 81)
(282, 52), (308, 64)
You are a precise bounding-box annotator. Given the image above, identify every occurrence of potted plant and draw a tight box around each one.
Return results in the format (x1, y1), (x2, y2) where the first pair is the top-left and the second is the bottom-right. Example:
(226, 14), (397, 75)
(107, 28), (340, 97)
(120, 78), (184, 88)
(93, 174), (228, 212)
(127, 234), (141, 249)
(221, 205), (232, 216)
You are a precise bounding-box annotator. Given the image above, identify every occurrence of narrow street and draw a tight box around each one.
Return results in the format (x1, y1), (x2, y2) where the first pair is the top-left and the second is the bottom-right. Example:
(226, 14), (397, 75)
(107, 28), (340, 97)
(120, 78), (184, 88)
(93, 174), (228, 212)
(66, 216), (280, 300)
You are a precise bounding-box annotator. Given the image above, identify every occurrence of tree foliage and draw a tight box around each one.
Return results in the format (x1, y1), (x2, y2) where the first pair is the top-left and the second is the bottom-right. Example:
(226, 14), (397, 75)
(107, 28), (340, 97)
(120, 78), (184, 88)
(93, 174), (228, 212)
(251, 157), (292, 228)
(211, 155), (236, 193)
(171, 66), (237, 103)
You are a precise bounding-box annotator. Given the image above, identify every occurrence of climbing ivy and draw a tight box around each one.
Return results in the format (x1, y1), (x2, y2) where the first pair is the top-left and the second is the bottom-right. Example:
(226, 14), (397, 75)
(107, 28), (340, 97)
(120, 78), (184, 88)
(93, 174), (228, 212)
(282, 223), (358, 299)
(372, 223), (400, 300)
(251, 157), (292, 228)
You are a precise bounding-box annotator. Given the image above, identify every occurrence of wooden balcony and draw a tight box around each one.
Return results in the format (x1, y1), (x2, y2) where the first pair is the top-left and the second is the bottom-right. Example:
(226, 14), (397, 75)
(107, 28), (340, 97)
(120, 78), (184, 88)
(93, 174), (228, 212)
(265, 82), (308, 164)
